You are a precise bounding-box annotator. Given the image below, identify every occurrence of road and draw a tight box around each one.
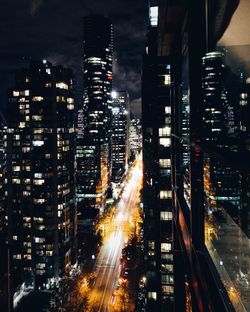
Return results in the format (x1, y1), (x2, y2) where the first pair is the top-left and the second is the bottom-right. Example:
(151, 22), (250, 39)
(87, 157), (142, 312)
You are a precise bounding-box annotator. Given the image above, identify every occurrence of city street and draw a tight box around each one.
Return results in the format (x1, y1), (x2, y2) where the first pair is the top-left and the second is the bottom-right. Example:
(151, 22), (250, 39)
(87, 157), (142, 312)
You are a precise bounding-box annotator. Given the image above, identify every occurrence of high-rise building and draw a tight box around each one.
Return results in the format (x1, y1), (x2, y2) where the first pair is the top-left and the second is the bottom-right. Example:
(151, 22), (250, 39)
(158, 1), (246, 311)
(111, 91), (129, 183)
(76, 15), (113, 261)
(6, 60), (76, 301)
(142, 1), (174, 310)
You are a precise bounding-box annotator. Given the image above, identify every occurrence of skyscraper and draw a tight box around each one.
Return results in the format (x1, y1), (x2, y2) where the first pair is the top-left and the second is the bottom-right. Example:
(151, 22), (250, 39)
(111, 91), (129, 183)
(142, 1), (174, 310)
(76, 15), (113, 261)
(6, 60), (76, 301)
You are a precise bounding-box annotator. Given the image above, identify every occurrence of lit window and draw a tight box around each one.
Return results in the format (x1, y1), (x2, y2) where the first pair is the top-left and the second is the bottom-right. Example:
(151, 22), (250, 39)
(164, 74), (171, 85)
(13, 91), (19, 96)
(159, 138), (171, 147)
(12, 179), (20, 184)
(32, 140), (44, 147)
(19, 122), (26, 128)
(165, 106), (171, 114)
(159, 126), (171, 137)
(56, 96), (66, 102)
(160, 190), (172, 199)
(148, 292), (157, 300)
(148, 240), (155, 250)
(33, 179), (44, 185)
(159, 159), (171, 168)
(34, 173), (43, 178)
(67, 104), (74, 110)
(32, 115), (42, 121)
(32, 96), (43, 101)
(160, 211), (173, 220)
(161, 243), (171, 252)
(13, 166), (20, 172)
(56, 82), (69, 90)
(162, 285), (174, 294)
(34, 198), (45, 204)
(150, 6), (158, 26)
(24, 90), (29, 96)
(161, 274), (174, 284)
(67, 98), (74, 104)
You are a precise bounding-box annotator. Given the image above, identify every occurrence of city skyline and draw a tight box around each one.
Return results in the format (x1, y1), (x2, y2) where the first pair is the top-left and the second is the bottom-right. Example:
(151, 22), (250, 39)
(1, 1), (250, 312)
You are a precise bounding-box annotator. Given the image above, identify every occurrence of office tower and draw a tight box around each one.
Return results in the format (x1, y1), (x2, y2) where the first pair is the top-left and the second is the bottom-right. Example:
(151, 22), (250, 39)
(111, 91), (129, 183)
(76, 15), (112, 209)
(6, 60), (76, 300)
(142, 1), (174, 310)
(129, 118), (142, 160)
(76, 15), (113, 262)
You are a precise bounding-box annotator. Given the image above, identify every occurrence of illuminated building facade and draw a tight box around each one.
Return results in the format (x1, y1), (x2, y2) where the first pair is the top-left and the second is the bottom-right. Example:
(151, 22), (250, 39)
(129, 118), (142, 159)
(142, 1), (174, 310)
(76, 15), (113, 260)
(6, 60), (76, 296)
(111, 91), (129, 183)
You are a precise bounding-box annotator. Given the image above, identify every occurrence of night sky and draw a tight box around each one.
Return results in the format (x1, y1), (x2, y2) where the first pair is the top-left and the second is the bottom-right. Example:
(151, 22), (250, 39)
(0, 0), (148, 117)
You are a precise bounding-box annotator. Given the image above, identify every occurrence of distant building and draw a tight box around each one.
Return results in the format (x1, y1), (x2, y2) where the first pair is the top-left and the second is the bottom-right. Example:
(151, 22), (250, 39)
(6, 60), (76, 301)
(129, 118), (141, 159)
(111, 91), (129, 183)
